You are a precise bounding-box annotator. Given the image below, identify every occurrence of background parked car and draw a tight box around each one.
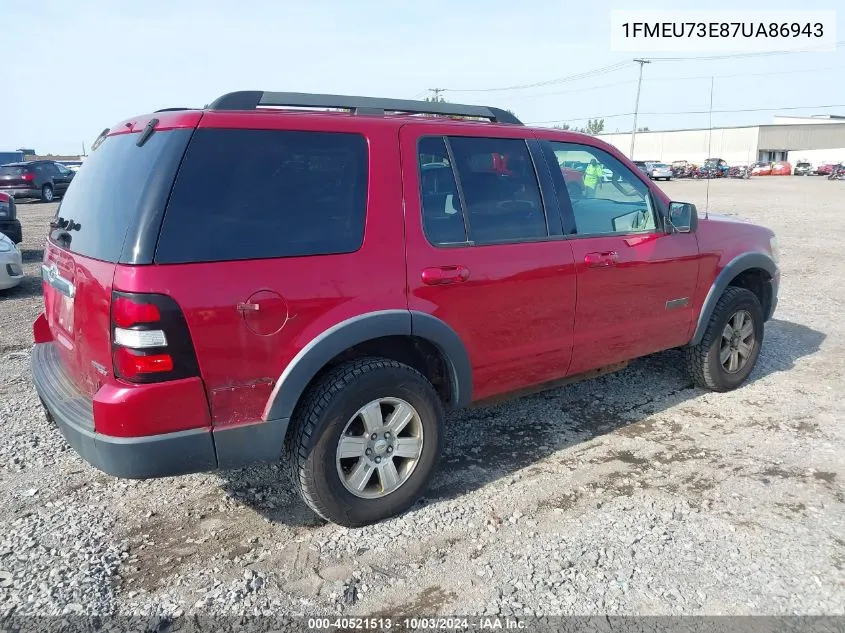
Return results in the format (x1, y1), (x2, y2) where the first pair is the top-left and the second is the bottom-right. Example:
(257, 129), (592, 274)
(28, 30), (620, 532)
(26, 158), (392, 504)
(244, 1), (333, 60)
(827, 164), (845, 180)
(703, 158), (729, 177)
(751, 161), (773, 176)
(771, 161), (792, 176)
(816, 162), (838, 176)
(59, 161), (84, 173)
(0, 192), (22, 243)
(649, 162), (672, 181)
(793, 161), (813, 176)
(633, 160), (649, 176)
(0, 160), (75, 202)
(0, 232), (23, 290)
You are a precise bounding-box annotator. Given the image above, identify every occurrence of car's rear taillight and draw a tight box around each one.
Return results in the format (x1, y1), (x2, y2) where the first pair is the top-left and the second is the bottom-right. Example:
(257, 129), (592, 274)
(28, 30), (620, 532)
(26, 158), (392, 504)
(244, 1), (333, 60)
(22, 173), (34, 182)
(110, 291), (199, 384)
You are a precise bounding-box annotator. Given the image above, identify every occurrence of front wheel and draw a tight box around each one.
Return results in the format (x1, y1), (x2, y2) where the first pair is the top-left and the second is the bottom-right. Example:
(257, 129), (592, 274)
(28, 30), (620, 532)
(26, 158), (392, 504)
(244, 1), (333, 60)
(684, 287), (764, 392)
(287, 357), (443, 527)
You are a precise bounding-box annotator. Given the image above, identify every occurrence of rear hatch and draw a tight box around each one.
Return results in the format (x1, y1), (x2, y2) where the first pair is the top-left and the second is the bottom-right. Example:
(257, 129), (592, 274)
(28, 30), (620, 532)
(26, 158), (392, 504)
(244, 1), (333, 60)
(0, 164), (30, 189)
(41, 113), (200, 396)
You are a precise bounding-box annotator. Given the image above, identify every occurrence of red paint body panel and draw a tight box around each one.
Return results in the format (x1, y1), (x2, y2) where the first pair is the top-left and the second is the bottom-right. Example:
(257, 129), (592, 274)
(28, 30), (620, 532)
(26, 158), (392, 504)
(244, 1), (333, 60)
(41, 243), (116, 397)
(32, 312), (53, 344)
(108, 110), (203, 136)
(687, 215), (777, 332)
(93, 377), (210, 437)
(565, 233), (701, 373)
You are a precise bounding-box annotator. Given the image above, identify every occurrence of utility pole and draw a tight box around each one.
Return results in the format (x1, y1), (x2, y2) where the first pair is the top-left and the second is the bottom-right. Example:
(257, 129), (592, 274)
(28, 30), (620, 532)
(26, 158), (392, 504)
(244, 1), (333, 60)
(427, 88), (446, 102)
(629, 58), (651, 159)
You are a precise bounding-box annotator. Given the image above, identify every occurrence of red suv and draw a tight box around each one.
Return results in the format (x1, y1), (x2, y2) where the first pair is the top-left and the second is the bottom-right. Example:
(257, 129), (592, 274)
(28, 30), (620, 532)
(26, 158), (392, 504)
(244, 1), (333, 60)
(31, 91), (780, 527)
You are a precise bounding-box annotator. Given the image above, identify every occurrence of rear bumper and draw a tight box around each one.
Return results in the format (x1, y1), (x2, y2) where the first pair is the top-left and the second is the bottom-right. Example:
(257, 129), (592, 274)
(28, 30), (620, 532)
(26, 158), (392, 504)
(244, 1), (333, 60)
(31, 342), (289, 479)
(0, 218), (22, 243)
(0, 187), (40, 199)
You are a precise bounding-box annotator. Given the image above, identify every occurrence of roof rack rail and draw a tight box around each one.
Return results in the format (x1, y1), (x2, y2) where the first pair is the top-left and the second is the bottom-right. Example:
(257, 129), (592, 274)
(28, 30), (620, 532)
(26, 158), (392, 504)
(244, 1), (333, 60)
(154, 107), (191, 112)
(206, 91), (523, 125)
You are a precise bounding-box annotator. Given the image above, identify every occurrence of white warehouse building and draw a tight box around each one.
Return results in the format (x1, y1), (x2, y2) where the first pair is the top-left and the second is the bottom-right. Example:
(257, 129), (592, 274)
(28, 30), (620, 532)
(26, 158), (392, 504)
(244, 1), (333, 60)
(599, 115), (845, 167)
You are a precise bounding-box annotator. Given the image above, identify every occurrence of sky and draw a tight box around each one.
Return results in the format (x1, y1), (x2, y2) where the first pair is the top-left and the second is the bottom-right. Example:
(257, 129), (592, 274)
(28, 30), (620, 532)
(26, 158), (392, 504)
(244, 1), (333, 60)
(1, 0), (844, 155)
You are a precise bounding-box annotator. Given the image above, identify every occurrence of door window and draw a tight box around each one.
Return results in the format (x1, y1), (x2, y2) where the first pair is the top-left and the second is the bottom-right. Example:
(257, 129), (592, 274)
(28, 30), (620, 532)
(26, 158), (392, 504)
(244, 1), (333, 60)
(416, 135), (548, 246)
(417, 136), (467, 245)
(550, 142), (657, 236)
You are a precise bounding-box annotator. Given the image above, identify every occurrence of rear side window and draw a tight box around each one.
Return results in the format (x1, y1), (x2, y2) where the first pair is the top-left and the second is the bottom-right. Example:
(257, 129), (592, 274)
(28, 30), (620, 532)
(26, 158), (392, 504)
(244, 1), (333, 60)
(155, 129), (368, 264)
(49, 130), (193, 263)
(416, 135), (548, 246)
(449, 136), (547, 244)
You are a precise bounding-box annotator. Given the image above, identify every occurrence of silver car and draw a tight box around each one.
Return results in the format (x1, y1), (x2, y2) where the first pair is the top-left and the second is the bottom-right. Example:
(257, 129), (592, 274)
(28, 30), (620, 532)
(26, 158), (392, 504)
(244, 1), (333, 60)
(0, 232), (23, 290)
(650, 162), (672, 181)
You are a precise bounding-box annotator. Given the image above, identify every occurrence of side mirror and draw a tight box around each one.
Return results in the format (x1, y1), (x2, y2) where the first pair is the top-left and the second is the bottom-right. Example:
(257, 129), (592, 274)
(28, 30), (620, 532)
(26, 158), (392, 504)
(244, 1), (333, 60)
(667, 201), (697, 234)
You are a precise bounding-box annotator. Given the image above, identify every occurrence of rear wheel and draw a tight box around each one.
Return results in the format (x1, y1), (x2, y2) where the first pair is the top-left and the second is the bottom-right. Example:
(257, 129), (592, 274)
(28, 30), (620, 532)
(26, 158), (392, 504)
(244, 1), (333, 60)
(287, 357), (443, 527)
(41, 184), (54, 203)
(684, 287), (764, 392)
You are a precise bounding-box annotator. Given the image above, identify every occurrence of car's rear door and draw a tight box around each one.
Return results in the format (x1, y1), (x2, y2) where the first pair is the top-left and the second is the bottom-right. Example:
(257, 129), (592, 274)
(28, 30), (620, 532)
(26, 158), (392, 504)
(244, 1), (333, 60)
(400, 122), (577, 402)
(537, 138), (701, 375)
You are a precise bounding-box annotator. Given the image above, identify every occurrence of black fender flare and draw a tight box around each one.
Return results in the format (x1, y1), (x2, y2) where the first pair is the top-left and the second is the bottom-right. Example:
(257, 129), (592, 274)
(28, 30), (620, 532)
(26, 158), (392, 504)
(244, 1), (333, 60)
(690, 252), (778, 345)
(264, 310), (473, 422)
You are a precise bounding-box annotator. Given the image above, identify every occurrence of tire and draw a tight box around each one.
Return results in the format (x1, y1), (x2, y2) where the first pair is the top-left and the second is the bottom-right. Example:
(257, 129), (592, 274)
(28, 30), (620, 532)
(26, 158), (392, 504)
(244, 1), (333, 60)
(684, 287), (764, 392)
(41, 184), (54, 203)
(287, 357), (444, 527)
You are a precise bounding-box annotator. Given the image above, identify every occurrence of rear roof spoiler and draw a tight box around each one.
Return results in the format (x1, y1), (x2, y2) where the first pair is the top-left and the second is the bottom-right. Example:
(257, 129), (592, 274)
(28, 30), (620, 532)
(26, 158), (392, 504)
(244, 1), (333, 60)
(205, 91), (523, 125)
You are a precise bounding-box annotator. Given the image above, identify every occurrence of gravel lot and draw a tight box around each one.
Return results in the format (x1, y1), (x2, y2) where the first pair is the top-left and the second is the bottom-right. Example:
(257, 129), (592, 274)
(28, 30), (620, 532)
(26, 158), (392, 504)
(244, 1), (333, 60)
(1, 178), (843, 621)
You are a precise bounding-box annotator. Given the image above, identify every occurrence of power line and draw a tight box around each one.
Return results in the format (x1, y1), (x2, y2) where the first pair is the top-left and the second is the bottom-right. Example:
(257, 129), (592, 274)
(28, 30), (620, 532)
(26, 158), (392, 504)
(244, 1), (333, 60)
(439, 40), (843, 97)
(642, 39), (844, 62)
(527, 103), (845, 125)
(444, 62), (631, 93)
(497, 64), (845, 102)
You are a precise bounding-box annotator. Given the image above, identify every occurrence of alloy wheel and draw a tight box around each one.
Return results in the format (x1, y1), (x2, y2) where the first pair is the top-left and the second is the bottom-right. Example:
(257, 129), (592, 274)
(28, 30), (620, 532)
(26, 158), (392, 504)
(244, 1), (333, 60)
(720, 310), (755, 373)
(336, 398), (424, 499)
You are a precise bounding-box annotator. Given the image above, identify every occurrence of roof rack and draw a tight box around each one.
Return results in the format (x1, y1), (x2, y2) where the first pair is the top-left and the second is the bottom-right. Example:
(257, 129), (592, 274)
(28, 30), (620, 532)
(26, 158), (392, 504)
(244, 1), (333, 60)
(206, 91), (523, 125)
(154, 107), (191, 112)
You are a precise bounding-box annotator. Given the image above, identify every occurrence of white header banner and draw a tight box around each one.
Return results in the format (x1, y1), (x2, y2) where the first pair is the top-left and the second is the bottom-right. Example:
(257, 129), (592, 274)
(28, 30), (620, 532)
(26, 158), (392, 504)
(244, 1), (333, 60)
(610, 10), (837, 53)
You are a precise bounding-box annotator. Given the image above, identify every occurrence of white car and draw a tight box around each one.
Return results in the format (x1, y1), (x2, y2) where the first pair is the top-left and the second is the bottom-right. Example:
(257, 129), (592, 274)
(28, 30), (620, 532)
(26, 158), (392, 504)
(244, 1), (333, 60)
(650, 163), (673, 181)
(0, 233), (23, 290)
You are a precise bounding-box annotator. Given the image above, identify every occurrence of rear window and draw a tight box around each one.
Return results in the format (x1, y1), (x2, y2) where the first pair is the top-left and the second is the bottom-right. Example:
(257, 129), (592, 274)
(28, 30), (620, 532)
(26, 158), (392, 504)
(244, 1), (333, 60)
(0, 166), (25, 176)
(49, 130), (193, 262)
(155, 129), (368, 264)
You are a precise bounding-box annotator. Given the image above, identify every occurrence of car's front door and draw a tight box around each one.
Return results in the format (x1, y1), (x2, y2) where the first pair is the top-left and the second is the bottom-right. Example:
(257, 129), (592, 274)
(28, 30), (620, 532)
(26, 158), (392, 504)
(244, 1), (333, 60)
(400, 125), (577, 402)
(541, 140), (701, 376)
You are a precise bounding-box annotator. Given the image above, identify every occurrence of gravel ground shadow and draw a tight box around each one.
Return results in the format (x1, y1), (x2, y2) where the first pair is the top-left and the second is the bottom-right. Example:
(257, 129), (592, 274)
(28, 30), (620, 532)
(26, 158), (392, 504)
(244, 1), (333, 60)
(218, 317), (824, 526)
(0, 272), (43, 301)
